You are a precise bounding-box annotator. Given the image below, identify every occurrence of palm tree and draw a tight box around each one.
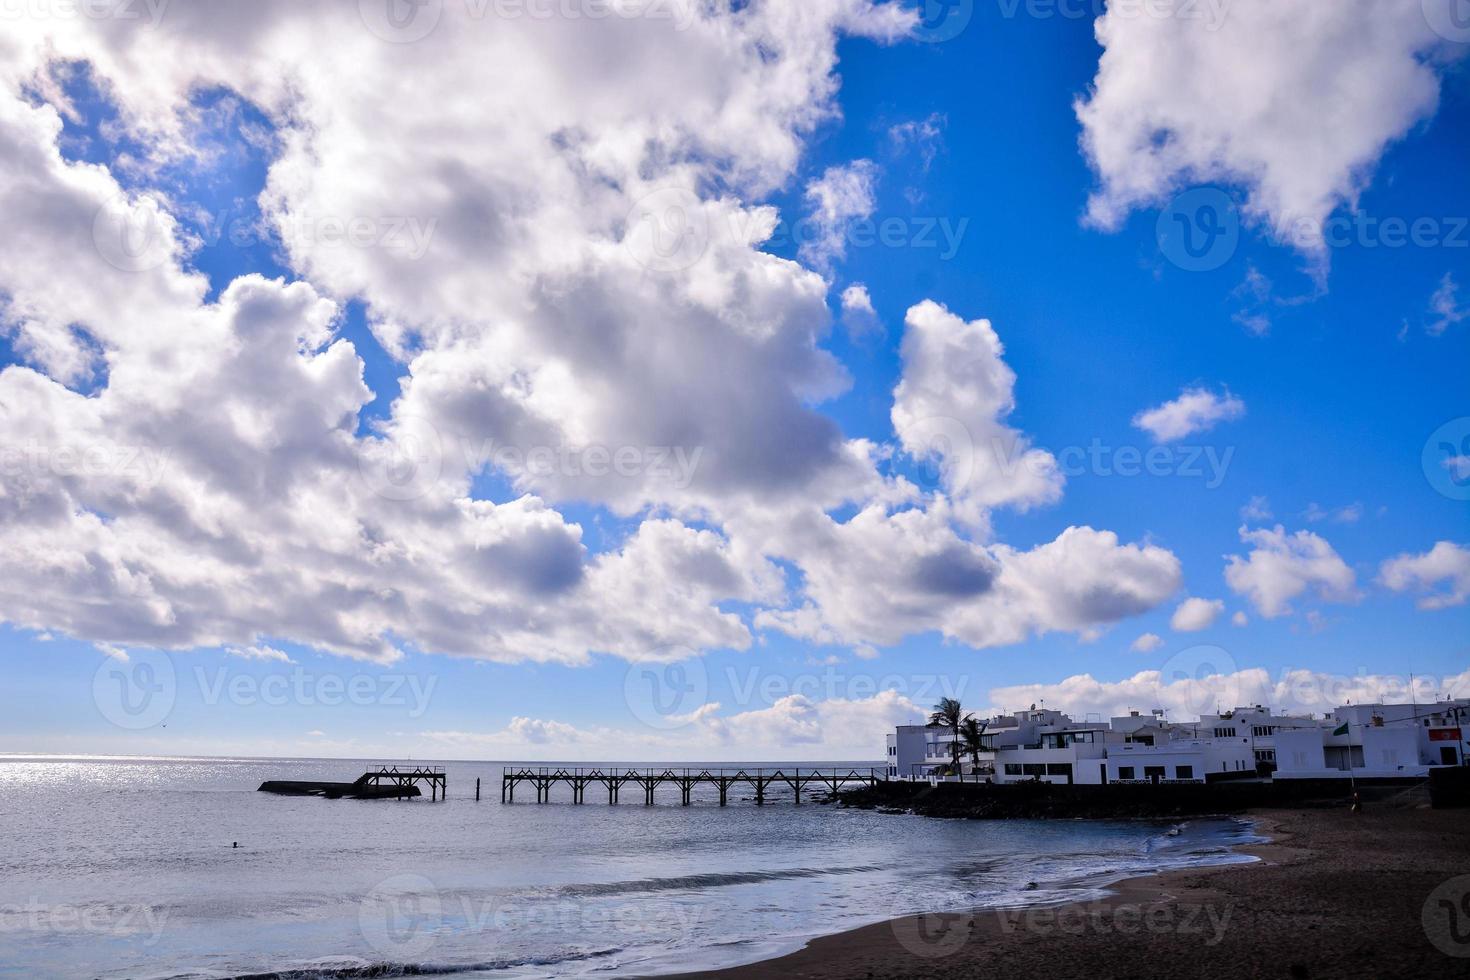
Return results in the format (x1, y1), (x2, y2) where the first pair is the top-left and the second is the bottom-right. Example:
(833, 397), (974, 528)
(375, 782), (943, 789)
(959, 716), (989, 774)
(929, 697), (966, 773)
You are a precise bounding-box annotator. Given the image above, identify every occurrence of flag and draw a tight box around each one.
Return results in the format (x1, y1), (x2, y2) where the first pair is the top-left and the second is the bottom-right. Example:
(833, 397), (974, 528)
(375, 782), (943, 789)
(1332, 722), (1349, 736)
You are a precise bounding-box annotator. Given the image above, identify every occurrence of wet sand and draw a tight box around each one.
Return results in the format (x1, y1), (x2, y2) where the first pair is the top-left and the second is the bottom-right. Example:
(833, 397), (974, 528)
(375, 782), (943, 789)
(665, 805), (1470, 979)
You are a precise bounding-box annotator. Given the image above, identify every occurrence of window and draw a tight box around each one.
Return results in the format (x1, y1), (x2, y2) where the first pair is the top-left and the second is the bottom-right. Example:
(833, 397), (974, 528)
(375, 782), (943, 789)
(1022, 763), (1046, 777)
(1175, 765), (1194, 779)
(1144, 766), (1166, 780)
(1004, 764), (1022, 776)
(1252, 726), (1274, 737)
(1117, 766), (1135, 780)
(1213, 727), (1235, 738)
(1046, 763), (1073, 777)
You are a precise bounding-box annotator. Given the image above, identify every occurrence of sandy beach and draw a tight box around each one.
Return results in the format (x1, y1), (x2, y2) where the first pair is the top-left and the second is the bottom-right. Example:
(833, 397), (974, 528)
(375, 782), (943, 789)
(668, 804), (1470, 979)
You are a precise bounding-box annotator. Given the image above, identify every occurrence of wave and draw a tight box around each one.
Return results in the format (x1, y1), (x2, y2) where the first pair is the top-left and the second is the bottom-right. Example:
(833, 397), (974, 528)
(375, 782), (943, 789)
(554, 863), (889, 898)
(173, 946), (624, 980)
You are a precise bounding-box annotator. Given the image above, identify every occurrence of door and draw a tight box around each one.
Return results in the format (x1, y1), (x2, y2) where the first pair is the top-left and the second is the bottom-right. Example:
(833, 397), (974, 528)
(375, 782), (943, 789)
(1442, 746), (1459, 766)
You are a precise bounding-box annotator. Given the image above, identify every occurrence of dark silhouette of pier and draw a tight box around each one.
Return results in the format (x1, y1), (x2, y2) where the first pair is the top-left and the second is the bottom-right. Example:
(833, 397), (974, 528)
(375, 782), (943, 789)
(500, 767), (882, 805)
(258, 764), (446, 800)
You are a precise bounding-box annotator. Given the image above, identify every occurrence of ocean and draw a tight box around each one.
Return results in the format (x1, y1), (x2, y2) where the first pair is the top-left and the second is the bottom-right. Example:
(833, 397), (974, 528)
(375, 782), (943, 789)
(0, 756), (1261, 978)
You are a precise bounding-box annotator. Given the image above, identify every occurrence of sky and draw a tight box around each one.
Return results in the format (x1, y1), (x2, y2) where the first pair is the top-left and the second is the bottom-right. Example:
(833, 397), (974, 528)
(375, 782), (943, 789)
(0, 0), (1467, 762)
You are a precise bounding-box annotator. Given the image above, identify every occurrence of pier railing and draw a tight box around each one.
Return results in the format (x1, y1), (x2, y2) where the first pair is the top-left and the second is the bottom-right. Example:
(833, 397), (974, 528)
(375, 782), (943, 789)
(499, 766), (882, 805)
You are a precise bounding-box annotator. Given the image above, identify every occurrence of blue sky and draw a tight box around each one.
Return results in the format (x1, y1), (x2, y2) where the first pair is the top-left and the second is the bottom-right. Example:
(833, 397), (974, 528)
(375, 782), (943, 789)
(0, 2), (1467, 760)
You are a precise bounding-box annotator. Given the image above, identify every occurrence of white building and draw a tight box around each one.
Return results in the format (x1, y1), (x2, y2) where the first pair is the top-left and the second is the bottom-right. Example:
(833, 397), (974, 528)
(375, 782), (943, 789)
(1274, 699), (1470, 780)
(885, 698), (1468, 784)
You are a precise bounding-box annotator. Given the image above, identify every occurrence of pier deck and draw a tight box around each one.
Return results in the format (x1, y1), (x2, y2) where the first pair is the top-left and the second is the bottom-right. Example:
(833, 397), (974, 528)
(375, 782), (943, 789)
(500, 767), (882, 805)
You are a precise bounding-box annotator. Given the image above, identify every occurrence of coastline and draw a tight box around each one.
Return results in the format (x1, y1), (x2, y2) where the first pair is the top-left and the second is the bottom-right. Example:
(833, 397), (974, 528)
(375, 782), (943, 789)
(656, 805), (1468, 979)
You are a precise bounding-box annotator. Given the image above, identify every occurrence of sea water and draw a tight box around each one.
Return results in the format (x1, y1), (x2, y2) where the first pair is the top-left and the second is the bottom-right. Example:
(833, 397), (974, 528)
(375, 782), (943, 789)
(0, 756), (1261, 978)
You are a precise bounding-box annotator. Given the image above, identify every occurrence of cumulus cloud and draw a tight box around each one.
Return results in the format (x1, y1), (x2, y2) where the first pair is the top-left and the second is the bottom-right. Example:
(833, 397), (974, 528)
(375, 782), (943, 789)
(1379, 541), (1470, 611)
(1131, 632), (1164, 653)
(1240, 496), (1272, 522)
(983, 666), (1470, 725)
(1132, 387), (1245, 443)
(801, 159), (879, 271)
(839, 282), (882, 338)
(1077, 0), (1463, 260)
(1224, 525), (1358, 619)
(891, 300), (1063, 524)
(1170, 597), (1224, 632)
(417, 689), (923, 761)
(1303, 502), (1363, 524)
(0, 1), (1185, 672)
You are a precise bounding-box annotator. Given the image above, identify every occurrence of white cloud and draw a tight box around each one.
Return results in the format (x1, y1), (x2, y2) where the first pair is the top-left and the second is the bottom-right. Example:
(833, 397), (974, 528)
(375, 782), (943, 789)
(0, 2), (1187, 672)
(1379, 541), (1470, 611)
(1231, 610), (1248, 627)
(1170, 597), (1224, 632)
(839, 283), (882, 338)
(1240, 496), (1272, 522)
(417, 689), (923, 761)
(891, 300), (1063, 524)
(983, 667), (1470, 725)
(1224, 525), (1358, 619)
(226, 644), (294, 664)
(1303, 502), (1363, 524)
(1131, 632), (1164, 653)
(1132, 387), (1245, 443)
(1077, 0), (1462, 260)
(1428, 272), (1468, 336)
(801, 159), (879, 271)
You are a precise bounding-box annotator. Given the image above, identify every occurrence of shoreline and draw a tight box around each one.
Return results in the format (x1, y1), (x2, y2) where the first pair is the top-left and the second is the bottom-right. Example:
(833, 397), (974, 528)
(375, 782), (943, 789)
(656, 805), (1467, 979)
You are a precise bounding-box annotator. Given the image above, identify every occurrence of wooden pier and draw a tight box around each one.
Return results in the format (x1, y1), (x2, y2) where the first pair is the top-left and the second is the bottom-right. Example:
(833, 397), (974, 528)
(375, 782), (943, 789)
(361, 764), (447, 800)
(500, 767), (882, 805)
